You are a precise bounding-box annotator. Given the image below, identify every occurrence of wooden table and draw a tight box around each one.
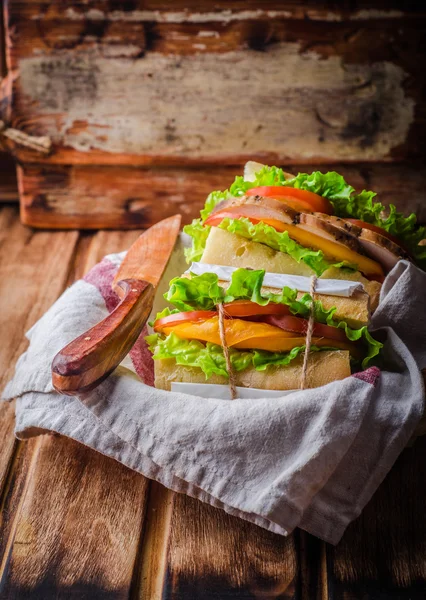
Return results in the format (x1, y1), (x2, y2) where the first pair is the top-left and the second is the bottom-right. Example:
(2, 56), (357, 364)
(1, 205), (425, 599)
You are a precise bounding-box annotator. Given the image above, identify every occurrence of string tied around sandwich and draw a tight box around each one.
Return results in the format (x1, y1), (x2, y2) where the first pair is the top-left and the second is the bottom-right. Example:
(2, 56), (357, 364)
(300, 275), (318, 391)
(217, 303), (238, 400)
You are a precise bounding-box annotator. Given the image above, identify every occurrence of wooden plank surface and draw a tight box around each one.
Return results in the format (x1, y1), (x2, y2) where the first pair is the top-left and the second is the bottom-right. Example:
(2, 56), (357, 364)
(2, 1), (425, 165)
(0, 207), (78, 490)
(326, 435), (426, 599)
(163, 494), (298, 599)
(18, 162), (426, 229)
(0, 209), (152, 598)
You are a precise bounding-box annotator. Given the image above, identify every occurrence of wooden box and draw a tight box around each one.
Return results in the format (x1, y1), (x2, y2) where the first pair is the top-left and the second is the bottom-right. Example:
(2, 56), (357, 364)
(0, 1), (425, 229)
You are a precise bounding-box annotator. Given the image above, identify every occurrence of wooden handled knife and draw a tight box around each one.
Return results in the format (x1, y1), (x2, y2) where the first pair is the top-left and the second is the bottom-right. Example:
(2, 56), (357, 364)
(51, 214), (181, 396)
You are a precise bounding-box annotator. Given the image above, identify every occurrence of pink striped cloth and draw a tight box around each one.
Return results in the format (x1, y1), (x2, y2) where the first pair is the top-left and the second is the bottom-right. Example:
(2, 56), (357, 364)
(3, 239), (425, 544)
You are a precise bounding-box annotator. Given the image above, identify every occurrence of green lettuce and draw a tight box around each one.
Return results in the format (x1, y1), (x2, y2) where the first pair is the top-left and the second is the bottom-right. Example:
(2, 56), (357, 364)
(186, 164), (426, 270)
(146, 332), (321, 379)
(183, 219), (211, 263)
(160, 268), (382, 369)
(220, 217), (355, 275)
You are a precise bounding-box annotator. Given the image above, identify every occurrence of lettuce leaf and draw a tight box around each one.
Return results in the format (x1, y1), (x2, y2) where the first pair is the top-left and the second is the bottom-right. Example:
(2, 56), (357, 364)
(220, 217), (354, 276)
(161, 268), (382, 368)
(165, 272), (224, 311)
(146, 331), (320, 379)
(183, 219), (211, 263)
(190, 164), (425, 270)
(146, 332), (253, 379)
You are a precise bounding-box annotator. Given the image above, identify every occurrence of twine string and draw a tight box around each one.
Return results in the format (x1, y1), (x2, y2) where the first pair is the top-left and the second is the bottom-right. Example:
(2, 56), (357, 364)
(300, 275), (318, 390)
(217, 303), (237, 400)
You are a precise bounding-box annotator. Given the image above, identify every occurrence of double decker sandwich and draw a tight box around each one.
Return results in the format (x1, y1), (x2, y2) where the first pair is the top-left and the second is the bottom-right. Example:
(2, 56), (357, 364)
(148, 163), (425, 393)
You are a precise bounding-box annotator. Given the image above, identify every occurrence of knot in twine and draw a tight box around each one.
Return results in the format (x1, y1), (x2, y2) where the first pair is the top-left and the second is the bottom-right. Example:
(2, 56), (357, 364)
(217, 274), (318, 399)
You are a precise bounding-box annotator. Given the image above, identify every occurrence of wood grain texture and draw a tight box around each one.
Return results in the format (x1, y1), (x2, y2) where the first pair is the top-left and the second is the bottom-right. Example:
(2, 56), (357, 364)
(326, 436), (426, 599)
(0, 206), (78, 493)
(0, 435), (149, 599)
(18, 162), (426, 229)
(0, 212), (152, 598)
(163, 493), (298, 599)
(2, 2), (425, 165)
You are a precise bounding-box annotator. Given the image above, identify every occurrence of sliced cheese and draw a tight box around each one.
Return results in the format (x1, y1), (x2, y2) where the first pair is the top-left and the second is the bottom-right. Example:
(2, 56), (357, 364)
(162, 317), (296, 348)
(275, 222), (384, 279)
(161, 317), (358, 355)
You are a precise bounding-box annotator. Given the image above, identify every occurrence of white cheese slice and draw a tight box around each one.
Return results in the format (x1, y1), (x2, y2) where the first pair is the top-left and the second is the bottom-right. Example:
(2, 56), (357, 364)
(185, 262), (365, 297)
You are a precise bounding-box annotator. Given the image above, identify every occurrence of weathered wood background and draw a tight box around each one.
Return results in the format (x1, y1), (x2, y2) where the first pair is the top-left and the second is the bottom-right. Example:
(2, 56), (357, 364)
(0, 1), (425, 228)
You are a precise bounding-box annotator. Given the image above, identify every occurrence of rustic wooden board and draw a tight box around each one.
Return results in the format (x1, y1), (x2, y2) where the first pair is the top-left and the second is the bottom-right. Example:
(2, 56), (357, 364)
(2, 1), (425, 166)
(0, 436), (149, 599)
(0, 207), (78, 492)
(18, 162), (426, 229)
(326, 436), (426, 599)
(134, 485), (299, 600)
(0, 210), (152, 598)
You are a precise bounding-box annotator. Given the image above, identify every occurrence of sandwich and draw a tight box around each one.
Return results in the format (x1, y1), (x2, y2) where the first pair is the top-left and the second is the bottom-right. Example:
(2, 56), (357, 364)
(147, 163), (424, 394)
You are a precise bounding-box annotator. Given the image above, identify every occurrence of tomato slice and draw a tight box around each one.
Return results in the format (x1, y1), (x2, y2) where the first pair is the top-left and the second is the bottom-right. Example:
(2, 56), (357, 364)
(246, 186), (333, 215)
(154, 310), (216, 332)
(260, 315), (349, 344)
(154, 303), (291, 331)
(346, 219), (402, 246)
(223, 300), (291, 318)
(205, 210), (286, 232)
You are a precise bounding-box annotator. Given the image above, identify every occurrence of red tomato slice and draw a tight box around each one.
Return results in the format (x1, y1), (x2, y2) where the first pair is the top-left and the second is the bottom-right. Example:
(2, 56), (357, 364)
(346, 219), (402, 246)
(223, 300), (291, 318)
(261, 315), (349, 344)
(154, 303), (291, 331)
(205, 210), (286, 232)
(154, 310), (216, 332)
(246, 186), (333, 215)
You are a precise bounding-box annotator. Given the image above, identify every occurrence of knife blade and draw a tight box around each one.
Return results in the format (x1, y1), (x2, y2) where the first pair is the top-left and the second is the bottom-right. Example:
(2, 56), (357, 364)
(51, 214), (182, 396)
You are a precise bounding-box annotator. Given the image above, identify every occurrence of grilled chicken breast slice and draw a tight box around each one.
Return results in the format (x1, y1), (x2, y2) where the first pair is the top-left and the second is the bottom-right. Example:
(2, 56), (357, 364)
(298, 213), (365, 255)
(356, 228), (410, 272)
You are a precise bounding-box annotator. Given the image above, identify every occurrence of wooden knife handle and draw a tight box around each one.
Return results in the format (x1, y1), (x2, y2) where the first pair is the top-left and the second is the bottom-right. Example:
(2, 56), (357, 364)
(52, 279), (155, 396)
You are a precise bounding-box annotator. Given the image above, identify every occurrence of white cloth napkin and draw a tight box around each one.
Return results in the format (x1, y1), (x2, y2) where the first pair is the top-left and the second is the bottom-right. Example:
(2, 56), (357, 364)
(2, 236), (425, 545)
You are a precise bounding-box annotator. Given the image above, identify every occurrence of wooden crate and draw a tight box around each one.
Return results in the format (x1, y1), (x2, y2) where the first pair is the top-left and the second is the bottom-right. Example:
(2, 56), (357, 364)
(0, 1), (425, 229)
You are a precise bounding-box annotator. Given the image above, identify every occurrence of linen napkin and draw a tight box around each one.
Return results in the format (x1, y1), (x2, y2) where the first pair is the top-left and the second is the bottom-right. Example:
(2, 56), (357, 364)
(3, 235), (425, 545)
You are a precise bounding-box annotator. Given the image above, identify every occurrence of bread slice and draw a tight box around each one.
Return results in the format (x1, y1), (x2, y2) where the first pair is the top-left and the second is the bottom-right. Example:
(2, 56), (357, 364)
(154, 350), (351, 392)
(201, 227), (380, 328)
(201, 226), (313, 276)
